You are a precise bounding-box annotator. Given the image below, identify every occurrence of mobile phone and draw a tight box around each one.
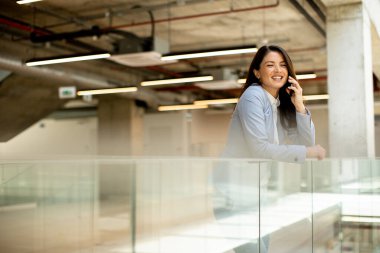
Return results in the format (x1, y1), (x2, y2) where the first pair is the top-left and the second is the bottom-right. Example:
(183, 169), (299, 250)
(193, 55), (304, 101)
(285, 81), (294, 96)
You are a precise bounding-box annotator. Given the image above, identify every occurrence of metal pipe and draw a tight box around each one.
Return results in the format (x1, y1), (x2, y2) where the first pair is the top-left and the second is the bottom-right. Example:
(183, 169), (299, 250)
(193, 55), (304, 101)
(0, 15), (49, 36)
(103, 0), (280, 30)
(44, 0), (224, 28)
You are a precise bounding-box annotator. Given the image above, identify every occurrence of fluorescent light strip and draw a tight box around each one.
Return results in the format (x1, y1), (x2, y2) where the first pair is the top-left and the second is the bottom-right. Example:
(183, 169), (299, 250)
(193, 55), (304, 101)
(194, 98), (239, 105)
(237, 74), (317, 84)
(77, 87), (137, 96)
(297, 73), (317, 79)
(193, 94), (328, 105)
(161, 48), (258, 61)
(342, 216), (380, 223)
(303, 94), (329, 101)
(26, 53), (111, 66)
(17, 0), (42, 4)
(158, 104), (208, 111)
(141, 76), (213, 86)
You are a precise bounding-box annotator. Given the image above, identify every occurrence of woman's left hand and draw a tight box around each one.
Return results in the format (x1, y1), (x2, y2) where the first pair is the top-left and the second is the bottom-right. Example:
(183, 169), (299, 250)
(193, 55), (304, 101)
(286, 76), (306, 114)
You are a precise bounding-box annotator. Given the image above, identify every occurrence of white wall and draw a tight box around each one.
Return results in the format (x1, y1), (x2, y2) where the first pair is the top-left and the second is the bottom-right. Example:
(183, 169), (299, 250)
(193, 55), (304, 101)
(190, 109), (231, 157)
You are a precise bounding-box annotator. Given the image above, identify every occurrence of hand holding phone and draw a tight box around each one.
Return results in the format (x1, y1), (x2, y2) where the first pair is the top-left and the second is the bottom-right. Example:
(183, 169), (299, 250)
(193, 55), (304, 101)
(286, 76), (306, 113)
(285, 81), (294, 96)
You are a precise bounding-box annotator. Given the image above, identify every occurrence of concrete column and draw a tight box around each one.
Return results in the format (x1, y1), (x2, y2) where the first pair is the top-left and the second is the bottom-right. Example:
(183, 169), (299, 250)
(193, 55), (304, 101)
(97, 97), (144, 202)
(326, 2), (375, 157)
(98, 97), (144, 155)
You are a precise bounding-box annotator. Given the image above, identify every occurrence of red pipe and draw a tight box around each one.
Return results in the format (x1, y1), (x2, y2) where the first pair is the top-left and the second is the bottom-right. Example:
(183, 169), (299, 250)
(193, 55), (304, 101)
(0, 17), (49, 36)
(103, 0), (280, 30)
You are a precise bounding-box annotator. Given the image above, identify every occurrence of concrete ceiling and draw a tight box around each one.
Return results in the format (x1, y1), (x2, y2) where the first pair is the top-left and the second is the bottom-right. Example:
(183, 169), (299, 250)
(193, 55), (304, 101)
(0, 0), (379, 141)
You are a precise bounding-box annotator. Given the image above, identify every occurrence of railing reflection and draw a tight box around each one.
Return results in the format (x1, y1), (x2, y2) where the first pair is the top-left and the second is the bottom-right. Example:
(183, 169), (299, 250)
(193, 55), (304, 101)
(0, 157), (379, 253)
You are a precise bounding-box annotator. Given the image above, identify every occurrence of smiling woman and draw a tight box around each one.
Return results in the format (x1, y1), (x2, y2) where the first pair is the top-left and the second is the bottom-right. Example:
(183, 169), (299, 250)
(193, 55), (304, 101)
(222, 44), (325, 162)
(212, 44), (326, 253)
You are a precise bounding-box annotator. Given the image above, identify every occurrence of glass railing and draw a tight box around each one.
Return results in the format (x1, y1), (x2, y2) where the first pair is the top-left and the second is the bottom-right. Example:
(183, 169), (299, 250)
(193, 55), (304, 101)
(0, 157), (379, 253)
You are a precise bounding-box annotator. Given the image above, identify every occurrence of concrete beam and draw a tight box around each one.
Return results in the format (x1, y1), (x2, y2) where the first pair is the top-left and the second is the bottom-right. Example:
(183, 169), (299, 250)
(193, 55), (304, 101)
(364, 0), (380, 37)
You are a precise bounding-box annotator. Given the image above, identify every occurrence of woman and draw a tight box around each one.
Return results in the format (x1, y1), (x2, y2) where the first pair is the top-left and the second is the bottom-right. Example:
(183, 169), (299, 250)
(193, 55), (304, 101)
(223, 44), (325, 162)
(212, 45), (325, 253)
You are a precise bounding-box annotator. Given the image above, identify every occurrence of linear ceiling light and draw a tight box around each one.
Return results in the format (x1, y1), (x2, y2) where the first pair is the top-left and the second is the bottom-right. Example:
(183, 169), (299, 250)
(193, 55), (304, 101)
(342, 216), (380, 223)
(296, 73), (317, 79)
(302, 94), (329, 101)
(17, 0), (42, 4)
(158, 104), (208, 111)
(141, 76), (213, 86)
(237, 73), (317, 84)
(77, 87), (137, 96)
(192, 94), (328, 105)
(161, 47), (258, 61)
(194, 98), (239, 105)
(26, 53), (111, 66)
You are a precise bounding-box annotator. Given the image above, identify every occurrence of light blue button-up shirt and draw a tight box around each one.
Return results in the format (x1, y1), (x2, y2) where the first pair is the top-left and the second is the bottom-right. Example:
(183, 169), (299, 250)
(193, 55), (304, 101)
(221, 83), (315, 163)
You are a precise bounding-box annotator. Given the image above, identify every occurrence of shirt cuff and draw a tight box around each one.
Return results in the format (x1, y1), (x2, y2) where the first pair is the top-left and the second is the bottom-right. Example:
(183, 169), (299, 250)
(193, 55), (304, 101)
(291, 145), (307, 163)
(296, 107), (311, 117)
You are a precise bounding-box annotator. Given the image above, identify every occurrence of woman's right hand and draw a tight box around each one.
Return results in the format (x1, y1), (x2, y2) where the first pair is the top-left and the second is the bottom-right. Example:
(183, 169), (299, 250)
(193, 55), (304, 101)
(306, 145), (326, 160)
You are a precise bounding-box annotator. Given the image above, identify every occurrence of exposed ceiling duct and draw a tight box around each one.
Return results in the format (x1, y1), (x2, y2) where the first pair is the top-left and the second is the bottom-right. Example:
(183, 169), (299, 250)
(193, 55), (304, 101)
(109, 36), (174, 67)
(194, 68), (241, 90)
(27, 13), (174, 67)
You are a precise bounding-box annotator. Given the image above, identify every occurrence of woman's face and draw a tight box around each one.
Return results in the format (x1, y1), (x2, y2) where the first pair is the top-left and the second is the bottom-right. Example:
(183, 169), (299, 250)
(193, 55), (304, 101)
(254, 51), (288, 97)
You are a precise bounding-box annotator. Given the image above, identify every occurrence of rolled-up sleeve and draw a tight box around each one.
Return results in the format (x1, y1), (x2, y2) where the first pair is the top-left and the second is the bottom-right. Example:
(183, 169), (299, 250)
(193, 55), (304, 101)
(238, 94), (307, 163)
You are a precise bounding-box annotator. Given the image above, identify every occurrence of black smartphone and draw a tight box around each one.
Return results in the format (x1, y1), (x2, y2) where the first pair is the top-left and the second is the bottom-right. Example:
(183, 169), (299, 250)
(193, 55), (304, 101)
(284, 81), (294, 96)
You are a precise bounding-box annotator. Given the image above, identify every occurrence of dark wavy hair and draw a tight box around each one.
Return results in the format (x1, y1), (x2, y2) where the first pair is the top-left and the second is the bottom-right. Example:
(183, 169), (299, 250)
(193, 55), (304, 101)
(241, 45), (297, 129)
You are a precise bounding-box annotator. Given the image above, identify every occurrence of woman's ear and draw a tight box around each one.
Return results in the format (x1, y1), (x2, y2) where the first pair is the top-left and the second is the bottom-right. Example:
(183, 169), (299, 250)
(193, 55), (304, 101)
(253, 70), (260, 79)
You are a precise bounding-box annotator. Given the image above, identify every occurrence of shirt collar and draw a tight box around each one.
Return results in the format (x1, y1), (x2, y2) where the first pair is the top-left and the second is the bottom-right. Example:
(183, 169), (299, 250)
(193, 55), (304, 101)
(263, 89), (280, 107)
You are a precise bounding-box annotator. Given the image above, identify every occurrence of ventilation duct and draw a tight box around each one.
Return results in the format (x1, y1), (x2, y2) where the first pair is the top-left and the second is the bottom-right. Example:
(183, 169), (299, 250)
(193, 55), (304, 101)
(194, 68), (241, 90)
(30, 26), (175, 67)
(109, 36), (176, 67)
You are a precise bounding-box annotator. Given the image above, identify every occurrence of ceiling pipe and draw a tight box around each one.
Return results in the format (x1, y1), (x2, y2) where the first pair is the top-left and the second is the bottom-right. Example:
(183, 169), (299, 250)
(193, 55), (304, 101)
(0, 14), (108, 53)
(30, 25), (102, 43)
(0, 14), (49, 36)
(43, 0), (225, 29)
(0, 15), (184, 79)
(34, 5), (91, 29)
(104, 0), (280, 30)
